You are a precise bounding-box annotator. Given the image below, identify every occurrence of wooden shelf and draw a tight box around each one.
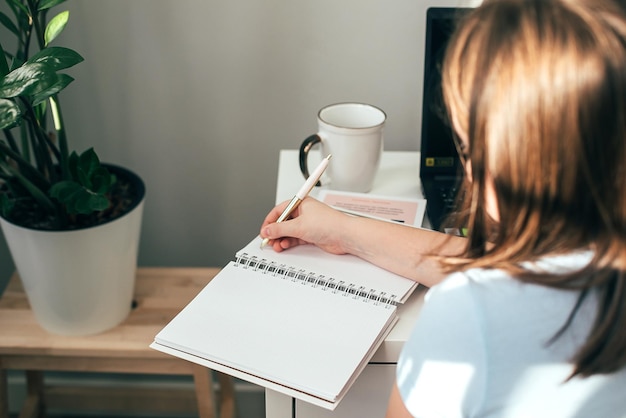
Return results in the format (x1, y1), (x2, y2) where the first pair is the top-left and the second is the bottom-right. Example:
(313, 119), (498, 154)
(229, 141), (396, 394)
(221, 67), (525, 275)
(0, 267), (235, 418)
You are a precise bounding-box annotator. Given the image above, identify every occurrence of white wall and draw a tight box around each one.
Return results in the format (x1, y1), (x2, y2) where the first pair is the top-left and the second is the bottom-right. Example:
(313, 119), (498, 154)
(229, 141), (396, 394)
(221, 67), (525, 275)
(0, 0), (475, 287)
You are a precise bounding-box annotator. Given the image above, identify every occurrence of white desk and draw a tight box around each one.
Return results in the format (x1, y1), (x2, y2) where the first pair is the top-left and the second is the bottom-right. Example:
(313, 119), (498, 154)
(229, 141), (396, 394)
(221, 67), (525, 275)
(266, 150), (426, 418)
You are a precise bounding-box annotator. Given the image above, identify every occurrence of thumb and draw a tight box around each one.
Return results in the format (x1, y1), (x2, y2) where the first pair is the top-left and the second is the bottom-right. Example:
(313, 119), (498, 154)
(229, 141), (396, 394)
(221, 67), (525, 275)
(261, 219), (306, 251)
(262, 218), (296, 240)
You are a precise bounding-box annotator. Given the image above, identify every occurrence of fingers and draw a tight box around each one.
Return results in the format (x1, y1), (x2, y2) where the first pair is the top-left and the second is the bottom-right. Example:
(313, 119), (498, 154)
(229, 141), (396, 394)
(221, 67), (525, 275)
(259, 199), (299, 249)
(270, 236), (302, 252)
(261, 235), (302, 253)
(260, 197), (327, 251)
(261, 217), (297, 243)
(261, 199), (291, 228)
(260, 198), (314, 251)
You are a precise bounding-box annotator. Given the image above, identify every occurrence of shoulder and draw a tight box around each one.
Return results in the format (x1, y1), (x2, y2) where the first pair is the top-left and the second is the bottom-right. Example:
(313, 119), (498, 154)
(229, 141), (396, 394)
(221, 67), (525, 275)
(397, 270), (489, 416)
(423, 267), (515, 311)
(397, 252), (601, 417)
(428, 250), (594, 308)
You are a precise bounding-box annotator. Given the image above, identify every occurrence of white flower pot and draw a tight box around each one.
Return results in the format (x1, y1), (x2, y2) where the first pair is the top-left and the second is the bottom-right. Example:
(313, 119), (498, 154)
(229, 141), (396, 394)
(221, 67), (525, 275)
(0, 166), (145, 336)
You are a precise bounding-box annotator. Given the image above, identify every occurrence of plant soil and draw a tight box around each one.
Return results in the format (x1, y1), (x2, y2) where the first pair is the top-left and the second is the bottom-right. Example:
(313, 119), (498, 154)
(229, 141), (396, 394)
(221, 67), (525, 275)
(1, 167), (143, 231)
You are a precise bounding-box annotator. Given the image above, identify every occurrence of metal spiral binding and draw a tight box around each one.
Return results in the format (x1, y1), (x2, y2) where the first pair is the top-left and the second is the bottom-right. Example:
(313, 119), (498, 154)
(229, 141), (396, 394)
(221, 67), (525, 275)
(234, 252), (398, 308)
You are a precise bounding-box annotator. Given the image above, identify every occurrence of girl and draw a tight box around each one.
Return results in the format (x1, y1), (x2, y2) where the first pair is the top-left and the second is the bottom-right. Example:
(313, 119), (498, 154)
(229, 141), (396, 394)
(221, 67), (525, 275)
(261, 0), (626, 415)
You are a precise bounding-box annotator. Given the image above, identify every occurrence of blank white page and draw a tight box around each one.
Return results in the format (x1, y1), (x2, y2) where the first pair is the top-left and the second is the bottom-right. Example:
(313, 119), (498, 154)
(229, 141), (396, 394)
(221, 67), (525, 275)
(154, 261), (397, 402)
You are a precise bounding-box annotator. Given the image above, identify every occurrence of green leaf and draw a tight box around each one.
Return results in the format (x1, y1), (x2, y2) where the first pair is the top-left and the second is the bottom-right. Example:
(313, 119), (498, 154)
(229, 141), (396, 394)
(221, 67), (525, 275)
(91, 167), (115, 194)
(91, 194), (110, 211)
(0, 12), (19, 37)
(74, 192), (107, 214)
(44, 11), (69, 46)
(31, 73), (74, 106)
(0, 192), (14, 217)
(76, 166), (91, 188)
(49, 180), (80, 201)
(78, 148), (100, 174)
(50, 180), (111, 215)
(28, 46), (84, 71)
(38, 0), (68, 11)
(7, 0), (29, 26)
(0, 42), (10, 77)
(67, 151), (79, 179)
(0, 98), (21, 129)
(66, 148), (114, 193)
(73, 148), (98, 189)
(5, 0), (29, 54)
(0, 62), (58, 98)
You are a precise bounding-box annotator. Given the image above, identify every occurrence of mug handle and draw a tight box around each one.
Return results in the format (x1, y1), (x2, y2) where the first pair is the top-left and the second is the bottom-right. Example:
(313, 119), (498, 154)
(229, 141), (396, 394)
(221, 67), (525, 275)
(299, 134), (323, 187)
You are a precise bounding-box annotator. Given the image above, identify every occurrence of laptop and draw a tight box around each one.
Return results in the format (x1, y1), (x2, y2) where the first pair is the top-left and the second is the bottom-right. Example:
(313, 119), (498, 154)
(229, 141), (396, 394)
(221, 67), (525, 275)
(419, 7), (471, 232)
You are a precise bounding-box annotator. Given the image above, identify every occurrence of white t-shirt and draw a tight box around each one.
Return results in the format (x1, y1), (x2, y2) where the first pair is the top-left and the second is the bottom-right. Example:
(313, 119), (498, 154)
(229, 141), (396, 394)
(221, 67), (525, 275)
(397, 252), (626, 417)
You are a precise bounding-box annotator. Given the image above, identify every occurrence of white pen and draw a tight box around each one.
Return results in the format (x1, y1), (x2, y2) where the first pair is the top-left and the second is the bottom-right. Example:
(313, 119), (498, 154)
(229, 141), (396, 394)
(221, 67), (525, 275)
(260, 154), (332, 248)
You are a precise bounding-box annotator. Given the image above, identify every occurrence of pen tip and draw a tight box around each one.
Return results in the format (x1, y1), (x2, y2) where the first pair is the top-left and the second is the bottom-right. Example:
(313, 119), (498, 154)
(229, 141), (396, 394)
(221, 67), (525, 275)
(260, 237), (269, 249)
(326, 154), (332, 160)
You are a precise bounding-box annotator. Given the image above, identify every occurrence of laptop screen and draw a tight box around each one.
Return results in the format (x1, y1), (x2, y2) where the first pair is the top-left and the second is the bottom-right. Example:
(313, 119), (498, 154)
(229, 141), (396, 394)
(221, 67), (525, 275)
(419, 7), (470, 178)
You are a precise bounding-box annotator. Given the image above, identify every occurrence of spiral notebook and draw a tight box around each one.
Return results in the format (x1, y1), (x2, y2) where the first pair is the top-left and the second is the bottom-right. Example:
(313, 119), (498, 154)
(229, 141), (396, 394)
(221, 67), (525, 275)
(151, 236), (418, 410)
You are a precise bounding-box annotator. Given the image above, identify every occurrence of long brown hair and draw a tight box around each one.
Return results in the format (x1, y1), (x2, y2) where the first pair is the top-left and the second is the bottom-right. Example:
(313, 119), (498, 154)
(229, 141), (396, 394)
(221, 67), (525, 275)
(440, 0), (626, 377)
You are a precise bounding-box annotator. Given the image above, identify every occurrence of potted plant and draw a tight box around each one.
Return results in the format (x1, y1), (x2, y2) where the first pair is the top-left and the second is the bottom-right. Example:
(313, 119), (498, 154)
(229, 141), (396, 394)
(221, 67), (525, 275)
(0, 0), (146, 335)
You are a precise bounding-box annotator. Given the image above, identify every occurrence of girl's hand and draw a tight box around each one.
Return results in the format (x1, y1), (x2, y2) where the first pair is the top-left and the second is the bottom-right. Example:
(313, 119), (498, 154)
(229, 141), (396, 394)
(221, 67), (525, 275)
(260, 197), (348, 255)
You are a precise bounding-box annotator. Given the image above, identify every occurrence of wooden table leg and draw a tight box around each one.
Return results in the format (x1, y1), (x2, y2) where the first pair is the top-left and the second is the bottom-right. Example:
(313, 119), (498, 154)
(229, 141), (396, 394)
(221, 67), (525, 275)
(20, 371), (44, 418)
(216, 372), (235, 418)
(0, 367), (8, 418)
(192, 364), (216, 418)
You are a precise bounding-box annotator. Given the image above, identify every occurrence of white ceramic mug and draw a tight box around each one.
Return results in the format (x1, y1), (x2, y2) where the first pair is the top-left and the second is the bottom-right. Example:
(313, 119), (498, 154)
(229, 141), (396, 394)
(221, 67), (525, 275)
(299, 103), (386, 192)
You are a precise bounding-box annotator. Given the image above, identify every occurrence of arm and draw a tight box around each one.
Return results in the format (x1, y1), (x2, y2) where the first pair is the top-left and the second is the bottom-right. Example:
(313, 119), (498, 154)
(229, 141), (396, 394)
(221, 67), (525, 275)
(260, 197), (466, 287)
(386, 383), (414, 418)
